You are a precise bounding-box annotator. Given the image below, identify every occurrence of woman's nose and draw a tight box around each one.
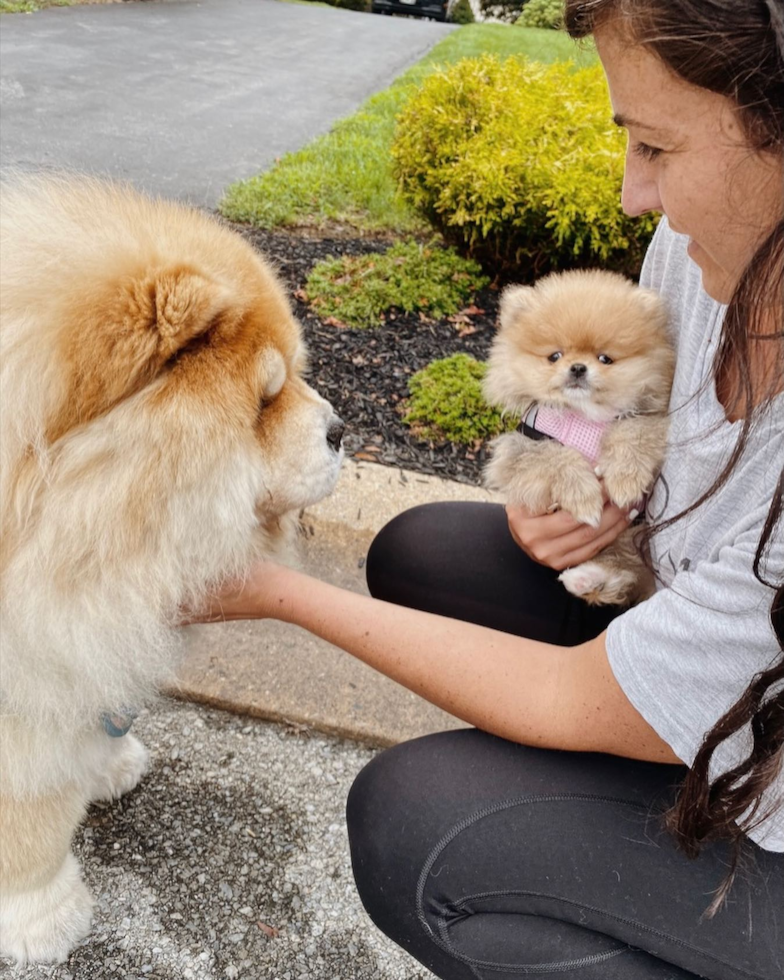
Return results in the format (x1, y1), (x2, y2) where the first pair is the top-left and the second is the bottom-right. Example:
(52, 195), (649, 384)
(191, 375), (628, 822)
(621, 151), (663, 217)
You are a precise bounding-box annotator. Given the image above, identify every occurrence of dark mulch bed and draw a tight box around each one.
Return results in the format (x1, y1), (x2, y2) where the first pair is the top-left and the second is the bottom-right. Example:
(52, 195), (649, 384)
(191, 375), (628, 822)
(232, 224), (502, 486)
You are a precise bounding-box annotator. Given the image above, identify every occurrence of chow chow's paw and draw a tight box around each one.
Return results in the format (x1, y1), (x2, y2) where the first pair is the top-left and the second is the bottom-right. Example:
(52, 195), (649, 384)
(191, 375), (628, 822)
(0, 853), (93, 965)
(559, 561), (637, 606)
(84, 733), (149, 804)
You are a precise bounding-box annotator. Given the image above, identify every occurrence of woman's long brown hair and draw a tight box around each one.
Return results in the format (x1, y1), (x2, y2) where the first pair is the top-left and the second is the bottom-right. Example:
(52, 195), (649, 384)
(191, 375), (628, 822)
(564, 0), (784, 905)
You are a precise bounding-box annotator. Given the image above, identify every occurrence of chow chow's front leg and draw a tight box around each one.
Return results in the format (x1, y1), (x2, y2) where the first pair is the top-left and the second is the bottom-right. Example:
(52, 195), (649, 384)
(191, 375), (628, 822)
(0, 787), (93, 965)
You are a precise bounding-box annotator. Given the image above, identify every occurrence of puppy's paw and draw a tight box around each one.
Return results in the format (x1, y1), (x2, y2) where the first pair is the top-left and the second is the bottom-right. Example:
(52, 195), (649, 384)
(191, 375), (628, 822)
(84, 734), (149, 804)
(600, 459), (652, 511)
(559, 562), (637, 606)
(483, 432), (529, 492)
(0, 853), (93, 965)
(553, 468), (604, 528)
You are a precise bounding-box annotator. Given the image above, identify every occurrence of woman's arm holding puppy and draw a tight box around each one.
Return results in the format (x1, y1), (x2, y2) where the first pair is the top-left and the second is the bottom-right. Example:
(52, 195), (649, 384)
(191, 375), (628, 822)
(194, 563), (680, 765)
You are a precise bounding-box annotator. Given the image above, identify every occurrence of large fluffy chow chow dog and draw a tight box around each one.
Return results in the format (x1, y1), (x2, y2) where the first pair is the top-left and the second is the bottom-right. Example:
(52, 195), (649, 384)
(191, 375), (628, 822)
(0, 176), (344, 964)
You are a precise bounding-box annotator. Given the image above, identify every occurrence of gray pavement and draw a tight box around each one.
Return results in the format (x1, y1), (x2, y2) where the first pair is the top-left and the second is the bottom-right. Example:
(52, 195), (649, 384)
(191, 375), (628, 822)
(0, 0), (453, 207)
(7, 702), (430, 980)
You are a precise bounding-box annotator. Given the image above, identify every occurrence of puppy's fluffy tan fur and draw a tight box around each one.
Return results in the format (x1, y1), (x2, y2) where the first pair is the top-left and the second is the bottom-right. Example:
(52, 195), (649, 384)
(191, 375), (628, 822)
(0, 175), (343, 963)
(484, 269), (674, 606)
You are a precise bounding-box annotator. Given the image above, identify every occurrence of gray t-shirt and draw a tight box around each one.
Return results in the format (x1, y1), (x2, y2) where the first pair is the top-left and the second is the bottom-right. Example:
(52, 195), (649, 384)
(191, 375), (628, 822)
(606, 217), (784, 852)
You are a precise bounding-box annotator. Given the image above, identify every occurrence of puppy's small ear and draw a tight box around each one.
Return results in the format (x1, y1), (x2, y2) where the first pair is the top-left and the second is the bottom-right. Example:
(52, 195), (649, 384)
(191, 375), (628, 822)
(499, 285), (536, 328)
(134, 266), (233, 359)
(634, 287), (668, 328)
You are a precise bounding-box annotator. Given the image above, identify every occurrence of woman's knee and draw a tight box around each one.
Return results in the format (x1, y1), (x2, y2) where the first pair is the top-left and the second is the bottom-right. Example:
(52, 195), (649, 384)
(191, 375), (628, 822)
(346, 744), (422, 943)
(365, 503), (437, 602)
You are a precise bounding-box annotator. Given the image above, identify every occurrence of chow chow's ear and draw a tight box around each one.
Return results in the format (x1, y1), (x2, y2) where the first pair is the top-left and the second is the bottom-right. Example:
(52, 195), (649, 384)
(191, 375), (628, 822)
(134, 266), (233, 359)
(498, 285), (536, 329)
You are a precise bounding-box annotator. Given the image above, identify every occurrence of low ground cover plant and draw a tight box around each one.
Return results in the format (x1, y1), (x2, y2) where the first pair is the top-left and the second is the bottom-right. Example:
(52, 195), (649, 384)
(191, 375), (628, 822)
(392, 54), (657, 278)
(220, 26), (596, 234)
(516, 0), (563, 29)
(303, 240), (489, 328)
(402, 354), (518, 446)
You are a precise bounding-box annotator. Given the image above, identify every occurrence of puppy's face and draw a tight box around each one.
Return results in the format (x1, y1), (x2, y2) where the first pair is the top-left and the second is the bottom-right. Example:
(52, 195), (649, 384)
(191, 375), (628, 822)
(484, 270), (674, 422)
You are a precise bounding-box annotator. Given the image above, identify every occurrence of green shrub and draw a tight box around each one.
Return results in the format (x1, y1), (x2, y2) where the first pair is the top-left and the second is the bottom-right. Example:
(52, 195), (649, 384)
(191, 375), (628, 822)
(516, 0), (563, 28)
(403, 354), (518, 446)
(304, 240), (489, 329)
(450, 0), (475, 24)
(392, 55), (657, 278)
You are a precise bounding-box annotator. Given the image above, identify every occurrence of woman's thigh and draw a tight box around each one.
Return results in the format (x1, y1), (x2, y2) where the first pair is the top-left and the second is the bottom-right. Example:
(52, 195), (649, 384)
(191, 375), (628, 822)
(347, 730), (782, 980)
(366, 501), (618, 645)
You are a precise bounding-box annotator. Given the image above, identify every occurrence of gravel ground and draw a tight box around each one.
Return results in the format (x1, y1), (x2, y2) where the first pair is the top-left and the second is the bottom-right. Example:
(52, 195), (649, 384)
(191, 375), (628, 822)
(4, 702), (429, 980)
(233, 224), (502, 486)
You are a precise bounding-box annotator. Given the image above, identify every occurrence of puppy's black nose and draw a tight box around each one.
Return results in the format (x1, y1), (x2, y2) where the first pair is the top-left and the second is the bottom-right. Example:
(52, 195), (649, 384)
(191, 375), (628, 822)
(570, 363), (587, 378)
(326, 417), (345, 452)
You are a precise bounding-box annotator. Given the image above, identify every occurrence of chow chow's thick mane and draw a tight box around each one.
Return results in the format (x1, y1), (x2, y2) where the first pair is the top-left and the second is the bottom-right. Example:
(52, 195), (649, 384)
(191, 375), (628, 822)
(0, 176), (295, 771)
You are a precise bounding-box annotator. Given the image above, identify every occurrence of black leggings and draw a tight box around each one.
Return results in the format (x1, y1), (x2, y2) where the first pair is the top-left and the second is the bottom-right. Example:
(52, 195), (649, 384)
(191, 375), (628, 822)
(346, 502), (784, 980)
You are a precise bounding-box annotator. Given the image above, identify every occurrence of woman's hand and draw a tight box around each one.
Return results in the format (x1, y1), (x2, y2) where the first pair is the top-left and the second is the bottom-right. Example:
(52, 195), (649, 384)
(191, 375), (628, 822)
(182, 561), (291, 624)
(506, 494), (636, 572)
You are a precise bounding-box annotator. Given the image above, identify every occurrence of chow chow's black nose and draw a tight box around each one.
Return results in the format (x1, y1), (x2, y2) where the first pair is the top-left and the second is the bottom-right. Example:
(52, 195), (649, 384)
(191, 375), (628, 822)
(327, 418), (345, 452)
(570, 363), (587, 378)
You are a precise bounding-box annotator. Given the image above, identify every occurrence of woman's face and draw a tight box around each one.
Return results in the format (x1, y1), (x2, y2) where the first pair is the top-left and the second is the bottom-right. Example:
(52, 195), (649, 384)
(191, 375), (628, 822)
(595, 24), (783, 304)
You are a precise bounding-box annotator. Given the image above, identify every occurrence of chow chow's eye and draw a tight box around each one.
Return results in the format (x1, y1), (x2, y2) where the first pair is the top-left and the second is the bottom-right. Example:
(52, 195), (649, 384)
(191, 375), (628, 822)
(547, 351), (562, 363)
(597, 354), (614, 365)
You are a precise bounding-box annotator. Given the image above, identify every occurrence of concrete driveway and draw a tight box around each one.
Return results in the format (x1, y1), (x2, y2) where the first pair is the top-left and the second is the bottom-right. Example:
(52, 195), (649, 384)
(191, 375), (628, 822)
(0, 0), (452, 207)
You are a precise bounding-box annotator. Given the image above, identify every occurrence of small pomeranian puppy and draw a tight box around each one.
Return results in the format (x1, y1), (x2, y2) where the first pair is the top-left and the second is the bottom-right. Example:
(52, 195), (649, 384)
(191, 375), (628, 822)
(0, 175), (345, 964)
(483, 269), (674, 606)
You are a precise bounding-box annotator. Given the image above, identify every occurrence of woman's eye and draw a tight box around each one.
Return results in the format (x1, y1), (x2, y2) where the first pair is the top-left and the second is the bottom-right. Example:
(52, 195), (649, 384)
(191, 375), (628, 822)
(547, 351), (562, 363)
(597, 354), (614, 365)
(632, 141), (662, 162)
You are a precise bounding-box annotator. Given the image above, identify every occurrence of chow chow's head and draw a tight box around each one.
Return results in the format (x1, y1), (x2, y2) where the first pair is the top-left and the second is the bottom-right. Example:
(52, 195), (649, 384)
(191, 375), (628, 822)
(484, 270), (673, 422)
(0, 175), (343, 725)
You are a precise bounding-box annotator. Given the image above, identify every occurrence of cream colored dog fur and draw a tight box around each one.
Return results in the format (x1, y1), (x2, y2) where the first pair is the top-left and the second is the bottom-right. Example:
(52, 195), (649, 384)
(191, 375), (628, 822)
(484, 269), (674, 606)
(0, 175), (344, 964)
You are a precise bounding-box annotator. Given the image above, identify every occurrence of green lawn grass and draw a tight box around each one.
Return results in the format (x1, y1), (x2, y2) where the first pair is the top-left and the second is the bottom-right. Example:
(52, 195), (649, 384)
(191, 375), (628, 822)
(220, 24), (597, 234)
(0, 0), (71, 11)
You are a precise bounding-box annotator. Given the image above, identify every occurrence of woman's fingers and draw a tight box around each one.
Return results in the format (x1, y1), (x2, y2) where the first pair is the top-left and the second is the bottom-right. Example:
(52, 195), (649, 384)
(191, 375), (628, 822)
(505, 501), (632, 569)
(549, 510), (633, 571)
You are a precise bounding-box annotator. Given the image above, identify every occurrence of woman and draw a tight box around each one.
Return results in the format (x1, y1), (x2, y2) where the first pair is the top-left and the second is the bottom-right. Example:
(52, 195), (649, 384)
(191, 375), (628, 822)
(198, 1), (784, 976)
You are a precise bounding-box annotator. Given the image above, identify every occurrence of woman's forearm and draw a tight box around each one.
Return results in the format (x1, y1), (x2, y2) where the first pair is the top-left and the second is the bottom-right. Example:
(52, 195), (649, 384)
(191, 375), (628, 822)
(224, 565), (679, 763)
(279, 568), (561, 745)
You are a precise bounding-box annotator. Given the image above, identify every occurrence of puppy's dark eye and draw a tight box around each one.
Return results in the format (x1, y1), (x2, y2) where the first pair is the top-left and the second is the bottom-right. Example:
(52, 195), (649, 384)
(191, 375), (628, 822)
(597, 354), (614, 365)
(547, 351), (562, 363)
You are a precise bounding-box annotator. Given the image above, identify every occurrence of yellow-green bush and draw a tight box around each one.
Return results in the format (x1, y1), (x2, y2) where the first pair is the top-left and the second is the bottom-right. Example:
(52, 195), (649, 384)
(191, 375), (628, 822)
(516, 0), (563, 29)
(392, 55), (657, 278)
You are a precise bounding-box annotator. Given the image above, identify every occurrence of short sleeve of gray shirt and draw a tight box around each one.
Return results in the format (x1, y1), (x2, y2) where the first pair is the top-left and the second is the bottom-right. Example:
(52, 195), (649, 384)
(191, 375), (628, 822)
(605, 217), (784, 852)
